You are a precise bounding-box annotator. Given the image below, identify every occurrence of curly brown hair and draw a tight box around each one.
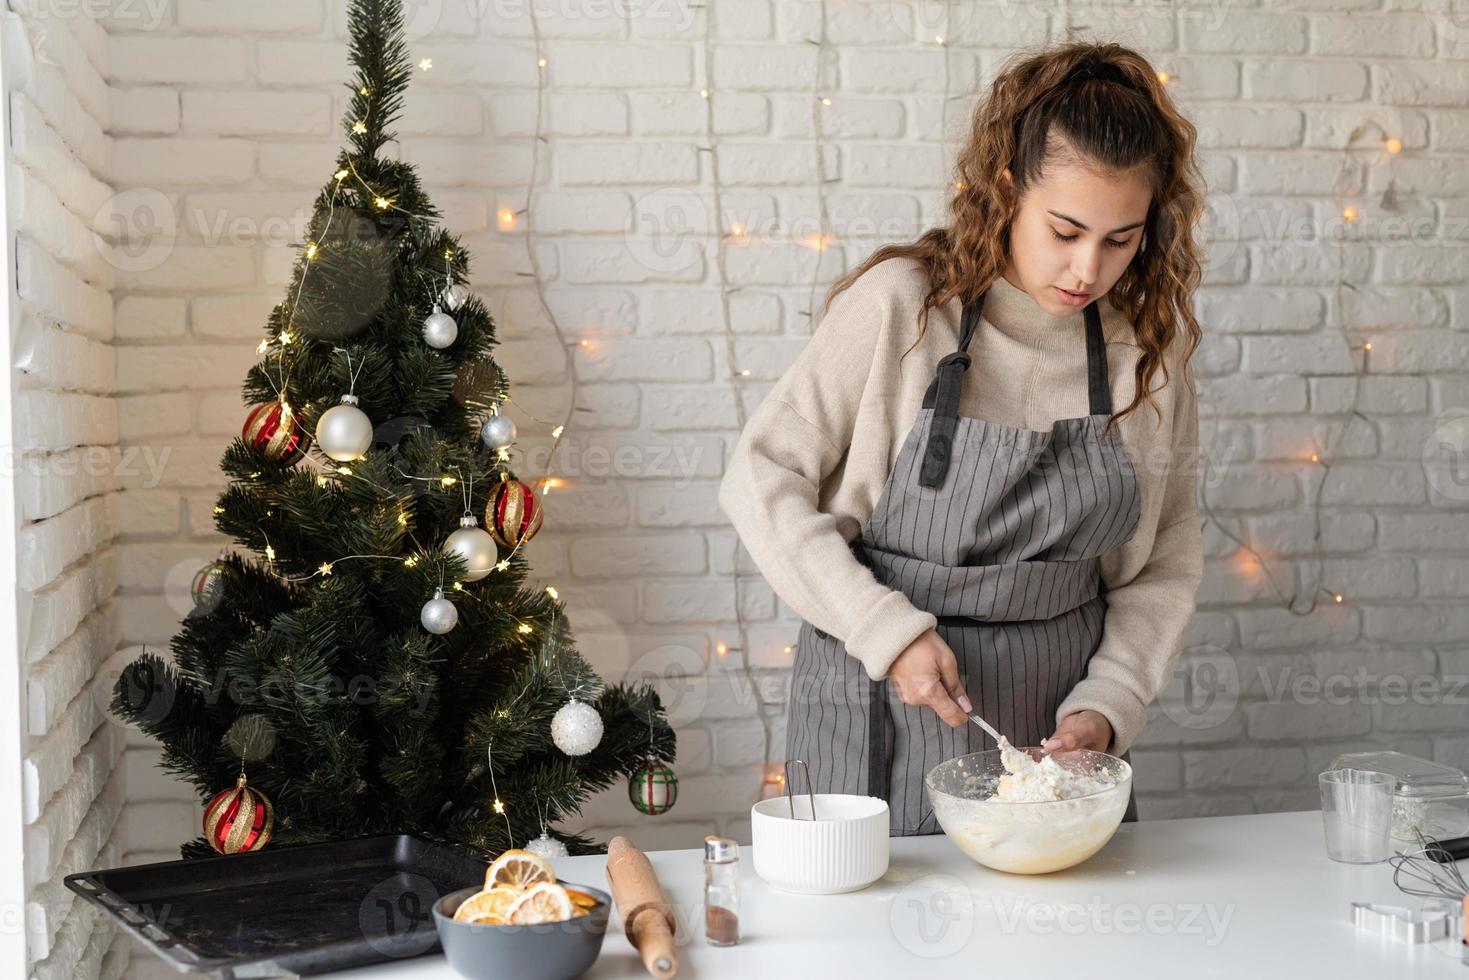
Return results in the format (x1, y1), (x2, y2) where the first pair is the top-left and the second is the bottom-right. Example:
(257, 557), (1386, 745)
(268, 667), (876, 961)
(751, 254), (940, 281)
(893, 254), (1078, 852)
(821, 40), (1206, 430)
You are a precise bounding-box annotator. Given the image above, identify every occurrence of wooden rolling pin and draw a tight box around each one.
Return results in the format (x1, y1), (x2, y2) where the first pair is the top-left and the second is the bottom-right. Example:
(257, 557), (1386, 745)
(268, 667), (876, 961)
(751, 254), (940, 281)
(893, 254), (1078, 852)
(605, 836), (678, 979)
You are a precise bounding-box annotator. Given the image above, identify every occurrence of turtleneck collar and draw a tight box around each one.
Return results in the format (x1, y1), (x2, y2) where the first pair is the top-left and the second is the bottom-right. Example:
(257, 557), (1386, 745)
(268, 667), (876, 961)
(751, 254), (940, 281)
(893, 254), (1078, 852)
(977, 272), (1087, 339)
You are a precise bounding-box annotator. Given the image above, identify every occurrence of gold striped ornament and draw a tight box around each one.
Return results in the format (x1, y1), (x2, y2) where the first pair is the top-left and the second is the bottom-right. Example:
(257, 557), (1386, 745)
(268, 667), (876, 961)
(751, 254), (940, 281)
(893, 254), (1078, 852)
(485, 475), (544, 549)
(203, 772), (275, 854)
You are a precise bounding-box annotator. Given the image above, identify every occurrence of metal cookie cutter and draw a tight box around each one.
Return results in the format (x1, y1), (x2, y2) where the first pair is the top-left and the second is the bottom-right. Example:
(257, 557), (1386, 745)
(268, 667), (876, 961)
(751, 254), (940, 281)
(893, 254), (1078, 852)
(1350, 902), (1457, 944)
(784, 759), (817, 820)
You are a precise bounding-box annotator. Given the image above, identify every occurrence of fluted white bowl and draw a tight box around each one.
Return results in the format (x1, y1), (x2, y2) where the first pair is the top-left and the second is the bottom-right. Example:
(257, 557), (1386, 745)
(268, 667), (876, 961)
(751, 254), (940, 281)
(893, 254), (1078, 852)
(750, 793), (889, 894)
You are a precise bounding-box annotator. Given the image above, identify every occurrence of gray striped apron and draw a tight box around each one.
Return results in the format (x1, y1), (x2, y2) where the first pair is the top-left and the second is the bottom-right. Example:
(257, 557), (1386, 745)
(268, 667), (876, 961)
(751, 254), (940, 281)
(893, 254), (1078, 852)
(786, 287), (1143, 835)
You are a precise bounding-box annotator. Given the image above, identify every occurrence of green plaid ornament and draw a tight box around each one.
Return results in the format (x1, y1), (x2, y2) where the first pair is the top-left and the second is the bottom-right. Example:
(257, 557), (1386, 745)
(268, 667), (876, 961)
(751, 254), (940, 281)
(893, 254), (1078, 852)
(628, 758), (678, 815)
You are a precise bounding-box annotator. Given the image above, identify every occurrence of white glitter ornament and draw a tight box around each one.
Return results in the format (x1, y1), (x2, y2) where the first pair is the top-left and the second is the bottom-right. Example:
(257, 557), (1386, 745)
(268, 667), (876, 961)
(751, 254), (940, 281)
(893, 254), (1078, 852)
(442, 516), (498, 582)
(442, 283), (471, 312)
(479, 412), (516, 451)
(419, 588), (458, 634)
(551, 698), (603, 756)
(316, 394), (373, 462)
(524, 832), (568, 858)
(422, 306), (458, 349)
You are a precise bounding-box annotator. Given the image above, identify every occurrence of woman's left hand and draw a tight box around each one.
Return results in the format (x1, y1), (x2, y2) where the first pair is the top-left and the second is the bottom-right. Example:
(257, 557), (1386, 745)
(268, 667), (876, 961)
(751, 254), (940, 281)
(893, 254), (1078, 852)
(1041, 710), (1113, 754)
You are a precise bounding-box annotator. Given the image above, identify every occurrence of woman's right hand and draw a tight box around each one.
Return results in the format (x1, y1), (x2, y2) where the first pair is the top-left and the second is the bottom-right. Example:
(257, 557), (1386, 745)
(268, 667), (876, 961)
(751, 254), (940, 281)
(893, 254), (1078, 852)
(886, 629), (972, 728)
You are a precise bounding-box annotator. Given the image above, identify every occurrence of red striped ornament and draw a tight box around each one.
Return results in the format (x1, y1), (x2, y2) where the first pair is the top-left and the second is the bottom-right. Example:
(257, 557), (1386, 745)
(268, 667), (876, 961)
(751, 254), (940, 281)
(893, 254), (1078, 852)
(203, 773), (275, 854)
(485, 477), (544, 550)
(242, 400), (308, 465)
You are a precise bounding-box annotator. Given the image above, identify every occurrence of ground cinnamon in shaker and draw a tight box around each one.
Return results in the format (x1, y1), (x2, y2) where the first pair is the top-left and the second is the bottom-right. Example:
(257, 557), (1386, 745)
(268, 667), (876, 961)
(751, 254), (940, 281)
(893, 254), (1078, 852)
(705, 904), (739, 945)
(703, 835), (740, 946)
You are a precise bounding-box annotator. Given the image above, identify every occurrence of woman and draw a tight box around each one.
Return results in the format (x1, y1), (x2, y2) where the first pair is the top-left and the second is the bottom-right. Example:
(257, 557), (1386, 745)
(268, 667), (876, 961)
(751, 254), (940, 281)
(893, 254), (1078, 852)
(718, 41), (1206, 833)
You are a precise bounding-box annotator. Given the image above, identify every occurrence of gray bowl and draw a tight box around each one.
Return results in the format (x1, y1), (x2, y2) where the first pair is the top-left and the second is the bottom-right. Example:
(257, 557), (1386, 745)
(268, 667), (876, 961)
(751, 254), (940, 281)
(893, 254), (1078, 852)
(432, 882), (610, 980)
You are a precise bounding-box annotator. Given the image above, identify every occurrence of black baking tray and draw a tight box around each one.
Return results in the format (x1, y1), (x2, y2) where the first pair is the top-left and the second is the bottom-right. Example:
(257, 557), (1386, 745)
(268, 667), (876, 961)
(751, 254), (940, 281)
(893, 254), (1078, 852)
(65, 834), (491, 977)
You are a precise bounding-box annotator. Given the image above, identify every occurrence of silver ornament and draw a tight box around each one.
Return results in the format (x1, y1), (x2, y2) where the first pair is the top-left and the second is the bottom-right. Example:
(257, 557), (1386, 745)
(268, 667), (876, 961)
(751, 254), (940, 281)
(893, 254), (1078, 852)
(443, 516), (498, 582)
(422, 306), (458, 349)
(442, 283), (471, 312)
(524, 832), (568, 858)
(479, 412), (516, 451)
(551, 698), (603, 756)
(316, 394), (373, 462)
(420, 588), (458, 634)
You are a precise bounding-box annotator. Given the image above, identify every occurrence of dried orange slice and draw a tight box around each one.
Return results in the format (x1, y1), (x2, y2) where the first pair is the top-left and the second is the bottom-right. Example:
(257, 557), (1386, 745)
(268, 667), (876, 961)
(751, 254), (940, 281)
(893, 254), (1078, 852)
(484, 849), (556, 891)
(566, 888), (598, 910)
(453, 885), (522, 924)
(507, 881), (575, 925)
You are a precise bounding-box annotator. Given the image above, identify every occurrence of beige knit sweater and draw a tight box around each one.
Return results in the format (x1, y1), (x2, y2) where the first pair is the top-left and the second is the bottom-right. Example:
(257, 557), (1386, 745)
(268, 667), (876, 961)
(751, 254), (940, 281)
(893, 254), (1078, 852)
(717, 256), (1204, 756)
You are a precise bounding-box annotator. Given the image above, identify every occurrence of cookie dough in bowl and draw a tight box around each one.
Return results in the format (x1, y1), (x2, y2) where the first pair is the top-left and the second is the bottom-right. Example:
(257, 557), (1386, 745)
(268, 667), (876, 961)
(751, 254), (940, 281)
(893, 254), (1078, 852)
(925, 740), (1132, 875)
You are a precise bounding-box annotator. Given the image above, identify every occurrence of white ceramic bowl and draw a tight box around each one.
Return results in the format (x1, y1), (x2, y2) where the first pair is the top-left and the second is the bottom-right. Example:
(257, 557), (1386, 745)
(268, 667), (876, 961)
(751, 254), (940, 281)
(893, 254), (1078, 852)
(925, 748), (1132, 875)
(750, 793), (889, 894)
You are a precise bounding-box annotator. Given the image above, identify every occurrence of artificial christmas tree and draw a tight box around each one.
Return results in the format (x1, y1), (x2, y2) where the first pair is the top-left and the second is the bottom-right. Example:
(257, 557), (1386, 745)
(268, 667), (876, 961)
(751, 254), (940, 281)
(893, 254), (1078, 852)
(111, 0), (674, 859)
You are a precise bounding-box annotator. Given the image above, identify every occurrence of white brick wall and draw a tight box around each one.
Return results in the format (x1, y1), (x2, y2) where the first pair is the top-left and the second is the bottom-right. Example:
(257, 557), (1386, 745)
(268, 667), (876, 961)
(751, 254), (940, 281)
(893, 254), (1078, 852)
(5, 5), (132, 980)
(5, 1), (1466, 975)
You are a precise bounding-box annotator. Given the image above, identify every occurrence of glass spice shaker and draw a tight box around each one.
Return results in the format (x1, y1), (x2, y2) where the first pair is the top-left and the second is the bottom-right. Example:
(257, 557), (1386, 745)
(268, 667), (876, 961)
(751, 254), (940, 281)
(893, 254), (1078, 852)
(703, 835), (740, 946)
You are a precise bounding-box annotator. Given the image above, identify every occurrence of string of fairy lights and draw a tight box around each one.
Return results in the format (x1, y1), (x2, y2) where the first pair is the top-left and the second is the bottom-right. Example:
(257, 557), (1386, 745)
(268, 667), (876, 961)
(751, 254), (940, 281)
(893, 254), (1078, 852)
(1197, 119), (1401, 617)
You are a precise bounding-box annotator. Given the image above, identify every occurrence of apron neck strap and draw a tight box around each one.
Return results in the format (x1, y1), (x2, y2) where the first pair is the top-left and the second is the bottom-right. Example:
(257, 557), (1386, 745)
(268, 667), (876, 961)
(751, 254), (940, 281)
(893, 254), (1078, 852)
(1083, 299), (1110, 416)
(917, 288), (1111, 489)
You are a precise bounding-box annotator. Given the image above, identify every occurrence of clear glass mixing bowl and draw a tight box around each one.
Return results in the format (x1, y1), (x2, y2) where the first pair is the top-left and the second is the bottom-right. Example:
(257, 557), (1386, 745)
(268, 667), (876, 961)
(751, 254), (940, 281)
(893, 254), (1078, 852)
(925, 747), (1132, 875)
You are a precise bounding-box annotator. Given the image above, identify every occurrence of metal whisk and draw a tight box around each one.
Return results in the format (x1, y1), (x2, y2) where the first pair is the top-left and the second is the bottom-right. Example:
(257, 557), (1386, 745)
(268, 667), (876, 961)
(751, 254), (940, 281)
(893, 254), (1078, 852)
(1388, 829), (1469, 902)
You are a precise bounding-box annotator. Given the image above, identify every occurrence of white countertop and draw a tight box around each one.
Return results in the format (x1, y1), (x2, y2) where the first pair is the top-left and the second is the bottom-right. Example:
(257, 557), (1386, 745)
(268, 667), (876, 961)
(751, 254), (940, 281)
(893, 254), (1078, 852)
(333, 809), (1467, 979)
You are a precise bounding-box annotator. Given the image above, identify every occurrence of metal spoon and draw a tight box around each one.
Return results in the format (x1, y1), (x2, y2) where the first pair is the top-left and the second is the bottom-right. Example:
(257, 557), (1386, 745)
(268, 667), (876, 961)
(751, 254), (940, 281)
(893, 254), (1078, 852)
(965, 710), (1052, 756)
(964, 709), (1003, 744)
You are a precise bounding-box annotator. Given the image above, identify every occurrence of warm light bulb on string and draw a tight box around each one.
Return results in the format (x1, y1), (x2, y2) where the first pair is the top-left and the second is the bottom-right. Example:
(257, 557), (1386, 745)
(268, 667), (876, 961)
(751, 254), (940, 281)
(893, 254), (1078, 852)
(1384, 137), (1402, 155)
(419, 58), (432, 71)
(485, 740), (513, 844)
(497, 208), (518, 231)
(317, 562), (332, 576)
(1157, 70), (1171, 85)
(353, 121), (367, 135)
(1342, 205), (1358, 222)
